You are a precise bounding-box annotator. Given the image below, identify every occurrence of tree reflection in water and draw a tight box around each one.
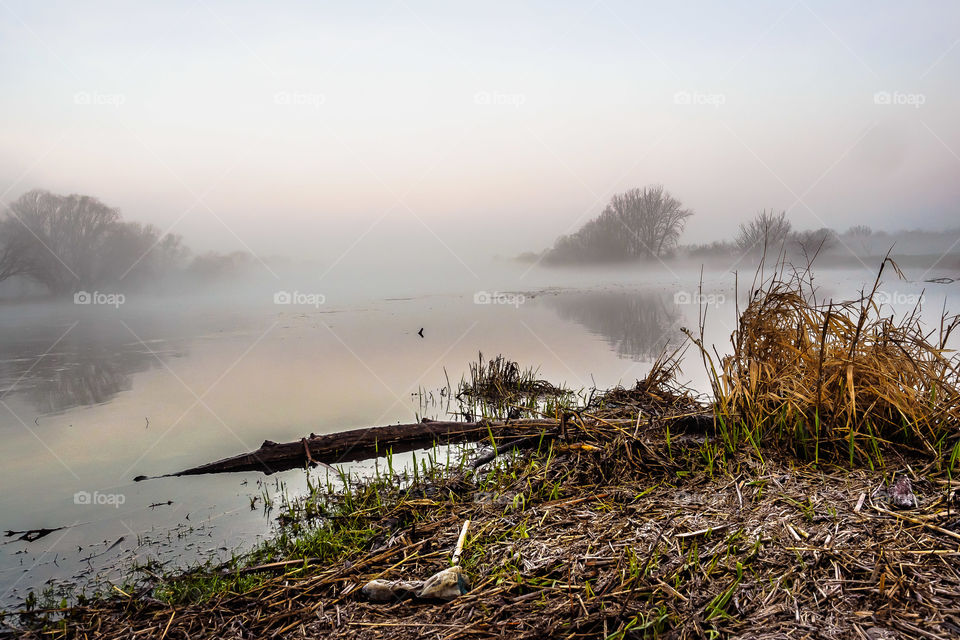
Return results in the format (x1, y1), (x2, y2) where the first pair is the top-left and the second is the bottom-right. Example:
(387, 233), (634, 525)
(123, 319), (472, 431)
(0, 328), (176, 414)
(543, 290), (680, 361)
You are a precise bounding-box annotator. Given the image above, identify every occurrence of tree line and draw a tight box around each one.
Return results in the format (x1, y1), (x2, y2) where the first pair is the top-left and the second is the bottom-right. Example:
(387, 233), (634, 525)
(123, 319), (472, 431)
(542, 185), (960, 265)
(545, 185), (693, 263)
(0, 189), (253, 296)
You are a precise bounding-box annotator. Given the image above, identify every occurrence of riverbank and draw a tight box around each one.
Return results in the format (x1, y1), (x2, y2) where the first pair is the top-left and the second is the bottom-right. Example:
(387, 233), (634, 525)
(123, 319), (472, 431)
(7, 415), (960, 639)
(6, 259), (959, 638)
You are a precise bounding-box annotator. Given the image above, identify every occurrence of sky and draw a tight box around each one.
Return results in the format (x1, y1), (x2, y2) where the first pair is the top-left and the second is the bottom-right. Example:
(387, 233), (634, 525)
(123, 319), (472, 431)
(1, 0), (958, 263)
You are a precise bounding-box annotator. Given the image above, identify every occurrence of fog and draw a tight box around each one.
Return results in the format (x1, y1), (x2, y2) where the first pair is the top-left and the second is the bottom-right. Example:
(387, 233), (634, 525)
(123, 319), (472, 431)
(2, 0), (960, 612)
(2, 0), (960, 265)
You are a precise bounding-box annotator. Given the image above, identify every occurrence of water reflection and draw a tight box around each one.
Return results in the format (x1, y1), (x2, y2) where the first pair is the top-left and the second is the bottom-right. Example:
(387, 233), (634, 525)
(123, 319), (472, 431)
(542, 290), (680, 360)
(0, 325), (177, 414)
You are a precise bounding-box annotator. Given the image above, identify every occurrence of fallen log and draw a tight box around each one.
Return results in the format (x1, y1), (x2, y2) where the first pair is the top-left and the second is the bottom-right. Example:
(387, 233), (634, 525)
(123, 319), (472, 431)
(151, 418), (563, 479)
(149, 412), (716, 480)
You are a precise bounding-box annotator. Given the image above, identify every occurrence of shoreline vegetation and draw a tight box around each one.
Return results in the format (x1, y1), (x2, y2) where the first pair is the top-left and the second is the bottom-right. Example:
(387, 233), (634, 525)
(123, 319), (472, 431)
(6, 258), (960, 639)
(2, 187), (958, 306)
(0, 189), (266, 300)
(516, 185), (960, 271)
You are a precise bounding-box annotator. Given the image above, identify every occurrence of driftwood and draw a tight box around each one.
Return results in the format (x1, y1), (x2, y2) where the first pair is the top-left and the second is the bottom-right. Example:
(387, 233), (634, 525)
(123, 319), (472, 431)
(154, 419), (562, 479)
(150, 413), (716, 480)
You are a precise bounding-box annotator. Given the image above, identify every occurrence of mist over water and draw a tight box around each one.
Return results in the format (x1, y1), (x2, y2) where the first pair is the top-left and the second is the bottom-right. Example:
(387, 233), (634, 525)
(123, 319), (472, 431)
(1, 0), (959, 615)
(1, 257), (956, 606)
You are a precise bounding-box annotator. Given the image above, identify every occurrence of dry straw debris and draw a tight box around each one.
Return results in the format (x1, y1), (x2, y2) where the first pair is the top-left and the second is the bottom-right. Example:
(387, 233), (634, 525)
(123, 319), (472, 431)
(7, 259), (960, 639)
(693, 258), (960, 464)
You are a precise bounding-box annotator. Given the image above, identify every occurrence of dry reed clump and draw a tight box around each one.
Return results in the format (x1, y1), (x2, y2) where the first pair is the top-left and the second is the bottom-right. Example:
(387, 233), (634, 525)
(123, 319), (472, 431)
(17, 430), (960, 640)
(588, 352), (703, 423)
(710, 259), (960, 461)
(458, 353), (567, 405)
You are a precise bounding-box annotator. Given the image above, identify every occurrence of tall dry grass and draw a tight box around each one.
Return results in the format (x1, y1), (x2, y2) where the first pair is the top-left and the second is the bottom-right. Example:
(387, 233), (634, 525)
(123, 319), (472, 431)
(695, 258), (960, 464)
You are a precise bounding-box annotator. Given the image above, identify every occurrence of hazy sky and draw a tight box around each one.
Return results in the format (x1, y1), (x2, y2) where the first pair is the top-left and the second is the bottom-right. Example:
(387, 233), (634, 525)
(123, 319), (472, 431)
(1, 0), (958, 262)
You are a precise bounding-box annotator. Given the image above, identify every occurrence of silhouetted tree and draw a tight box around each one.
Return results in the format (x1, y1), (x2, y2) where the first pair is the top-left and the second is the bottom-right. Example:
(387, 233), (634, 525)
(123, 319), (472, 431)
(843, 225), (873, 256)
(546, 185), (693, 263)
(0, 228), (29, 282)
(96, 222), (188, 287)
(187, 251), (256, 280)
(0, 189), (188, 293)
(2, 190), (120, 293)
(735, 210), (791, 255)
(791, 227), (836, 257)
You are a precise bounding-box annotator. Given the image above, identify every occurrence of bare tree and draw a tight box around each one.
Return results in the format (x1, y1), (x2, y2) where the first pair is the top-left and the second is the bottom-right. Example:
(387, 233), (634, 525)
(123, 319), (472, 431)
(96, 222), (188, 286)
(547, 185), (693, 263)
(0, 224), (28, 283)
(791, 227), (836, 257)
(3, 190), (120, 293)
(843, 224), (873, 256)
(606, 185), (693, 258)
(735, 210), (792, 254)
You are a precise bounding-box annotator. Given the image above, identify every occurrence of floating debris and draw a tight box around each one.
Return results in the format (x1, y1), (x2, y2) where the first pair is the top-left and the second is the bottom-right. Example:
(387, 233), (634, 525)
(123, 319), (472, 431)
(4, 527), (67, 543)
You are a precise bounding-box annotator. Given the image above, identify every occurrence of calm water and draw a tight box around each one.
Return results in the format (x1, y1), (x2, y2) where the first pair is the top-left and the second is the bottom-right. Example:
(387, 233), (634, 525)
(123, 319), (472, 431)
(0, 261), (953, 607)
